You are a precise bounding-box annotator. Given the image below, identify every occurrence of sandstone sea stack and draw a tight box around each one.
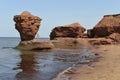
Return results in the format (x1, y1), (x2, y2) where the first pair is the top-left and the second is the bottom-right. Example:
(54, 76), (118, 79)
(50, 23), (86, 40)
(14, 11), (42, 41)
(93, 14), (120, 37)
(14, 11), (54, 50)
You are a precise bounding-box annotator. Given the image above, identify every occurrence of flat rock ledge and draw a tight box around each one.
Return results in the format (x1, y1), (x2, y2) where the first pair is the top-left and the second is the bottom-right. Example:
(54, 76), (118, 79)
(15, 38), (85, 50)
(51, 38), (84, 49)
(15, 37), (119, 50)
(15, 40), (54, 50)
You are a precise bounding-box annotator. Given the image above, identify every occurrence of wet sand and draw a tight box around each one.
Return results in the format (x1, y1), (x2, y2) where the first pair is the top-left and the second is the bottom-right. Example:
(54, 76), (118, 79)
(71, 45), (120, 80)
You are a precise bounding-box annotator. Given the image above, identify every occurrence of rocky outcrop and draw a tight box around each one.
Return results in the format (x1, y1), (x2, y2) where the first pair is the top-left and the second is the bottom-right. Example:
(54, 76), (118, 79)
(50, 23), (86, 40)
(107, 33), (120, 43)
(88, 38), (112, 45)
(93, 14), (120, 37)
(87, 29), (95, 38)
(16, 40), (54, 50)
(51, 38), (84, 49)
(14, 11), (42, 41)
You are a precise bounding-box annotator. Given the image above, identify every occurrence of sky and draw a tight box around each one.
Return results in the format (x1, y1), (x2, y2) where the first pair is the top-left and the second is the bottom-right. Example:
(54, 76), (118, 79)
(0, 0), (120, 38)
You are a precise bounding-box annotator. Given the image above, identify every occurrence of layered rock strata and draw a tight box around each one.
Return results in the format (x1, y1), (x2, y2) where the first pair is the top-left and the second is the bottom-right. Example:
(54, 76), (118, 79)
(93, 14), (120, 37)
(16, 40), (54, 50)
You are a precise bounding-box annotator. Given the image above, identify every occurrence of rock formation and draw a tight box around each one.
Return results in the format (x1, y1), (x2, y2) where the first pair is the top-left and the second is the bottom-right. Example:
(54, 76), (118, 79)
(50, 23), (86, 40)
(14, 11), (42, 41)
(16, 40), (54, 50)
(107, 33), (120, 43)
(88, 38), (112, 45)
(93, 14), (120, 37)
(51, 38), (84, 49)
(87, 29), (95, 38)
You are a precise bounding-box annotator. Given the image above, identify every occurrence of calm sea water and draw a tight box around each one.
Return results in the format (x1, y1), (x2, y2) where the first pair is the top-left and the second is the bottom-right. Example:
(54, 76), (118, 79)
(0, 37), (95, 80)
(0, 37), (49, 48)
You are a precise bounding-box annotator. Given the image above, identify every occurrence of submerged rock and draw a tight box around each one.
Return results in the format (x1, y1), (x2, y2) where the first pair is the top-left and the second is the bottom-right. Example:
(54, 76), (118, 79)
(93, 14), (120, 37)
(14, 11), (42, 41)
(50, 23), (86, 40)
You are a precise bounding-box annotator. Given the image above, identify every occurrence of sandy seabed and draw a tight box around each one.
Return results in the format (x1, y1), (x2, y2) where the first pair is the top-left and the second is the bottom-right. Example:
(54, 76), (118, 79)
(71, 45), (120, 80)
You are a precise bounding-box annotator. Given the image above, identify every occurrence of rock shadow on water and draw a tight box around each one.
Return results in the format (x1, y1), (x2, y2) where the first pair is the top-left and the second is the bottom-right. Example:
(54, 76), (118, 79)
(14, 50), (41, 80)
(13, 50), (75, 80)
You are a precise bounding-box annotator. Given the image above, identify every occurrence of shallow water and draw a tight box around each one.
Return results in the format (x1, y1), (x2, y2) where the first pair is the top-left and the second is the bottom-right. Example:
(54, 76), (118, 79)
(0, 37), (96, 80)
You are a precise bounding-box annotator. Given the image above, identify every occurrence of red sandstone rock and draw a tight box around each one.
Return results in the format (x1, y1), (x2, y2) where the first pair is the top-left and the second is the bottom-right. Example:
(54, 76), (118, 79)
(50, 23), (86, 40)
(93, 14), (120, 37)
(107, 33), (120, 43)
(88, 38), (112, 45)
(14, 11), (42, 41)
(87, 29), (95, 38)
(51, 38), (84, 49)
(16, 40), (54, 50)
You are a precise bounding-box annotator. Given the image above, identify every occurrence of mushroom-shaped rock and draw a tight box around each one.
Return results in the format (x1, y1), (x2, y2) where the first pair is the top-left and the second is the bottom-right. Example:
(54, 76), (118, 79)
(50, 23), (86, 40)
(14, 11), (42, 41)
(93, 14), (120, 37)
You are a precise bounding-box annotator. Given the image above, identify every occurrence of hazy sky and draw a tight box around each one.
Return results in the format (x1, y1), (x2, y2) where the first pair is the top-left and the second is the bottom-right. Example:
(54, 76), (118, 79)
(0, 0), (120, 38)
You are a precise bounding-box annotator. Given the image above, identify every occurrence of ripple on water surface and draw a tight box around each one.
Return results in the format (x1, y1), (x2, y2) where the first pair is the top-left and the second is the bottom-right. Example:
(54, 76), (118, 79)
(0, 47), (96, 80)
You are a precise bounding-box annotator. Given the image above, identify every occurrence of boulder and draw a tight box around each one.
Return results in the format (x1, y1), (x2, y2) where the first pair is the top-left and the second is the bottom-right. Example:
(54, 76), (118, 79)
(16, 40), (54, 50)
(107, 33), (120, 43)
(14, 11), (42, 41)
(93, 14), (120, 37)
(87, 29), (95, 38)
(50, 23), (86, 40)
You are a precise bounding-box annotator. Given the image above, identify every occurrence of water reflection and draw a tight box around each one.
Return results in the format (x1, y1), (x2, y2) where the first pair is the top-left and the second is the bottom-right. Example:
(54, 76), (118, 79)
(14, 50), (74, 80)
(13, 49), (93, 80)
(15, 50), (40, 80)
